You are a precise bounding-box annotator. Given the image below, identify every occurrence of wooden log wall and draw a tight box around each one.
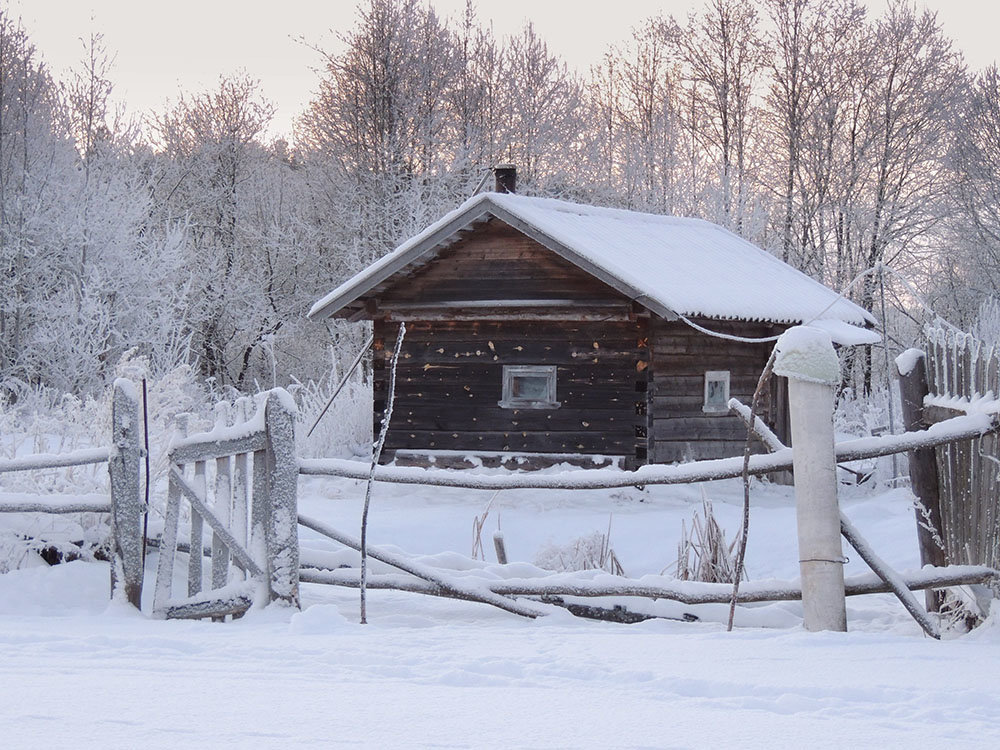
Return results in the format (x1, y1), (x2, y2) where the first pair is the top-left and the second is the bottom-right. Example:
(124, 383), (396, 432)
(362, 216), (787, 466)
(373, 319), (649, 461)
(648, 319), (781, 463)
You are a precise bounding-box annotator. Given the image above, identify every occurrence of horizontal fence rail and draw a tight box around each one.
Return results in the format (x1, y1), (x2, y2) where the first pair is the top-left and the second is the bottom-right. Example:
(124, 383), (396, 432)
(298, 412), (999, 490)
(0, 379), (144, 608)
(0, 498), (111, 514)
(0, 447), (110, 475)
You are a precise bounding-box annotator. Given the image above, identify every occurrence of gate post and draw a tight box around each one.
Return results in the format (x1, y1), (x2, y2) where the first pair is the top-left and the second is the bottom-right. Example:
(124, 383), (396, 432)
(264, 389), (300, 607)
(109, 379), (144, 609)
(775, 327), (847, 632)
(896, 349), (946, 612)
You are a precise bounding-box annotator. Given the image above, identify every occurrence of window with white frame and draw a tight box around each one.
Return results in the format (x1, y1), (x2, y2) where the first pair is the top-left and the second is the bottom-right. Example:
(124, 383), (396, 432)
(703, 370), (730, 413)
(499, 365), (560, 409)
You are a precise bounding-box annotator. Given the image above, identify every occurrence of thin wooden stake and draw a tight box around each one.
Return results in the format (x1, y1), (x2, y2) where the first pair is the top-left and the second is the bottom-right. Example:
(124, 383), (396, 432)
(728, 350), (775, 631)
(493, 531), (508, 565)
(360, 322), (406, 624)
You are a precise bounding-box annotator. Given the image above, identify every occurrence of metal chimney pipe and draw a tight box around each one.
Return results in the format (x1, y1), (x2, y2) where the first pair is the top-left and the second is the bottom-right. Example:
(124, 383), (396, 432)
(493, 164), (516, 194)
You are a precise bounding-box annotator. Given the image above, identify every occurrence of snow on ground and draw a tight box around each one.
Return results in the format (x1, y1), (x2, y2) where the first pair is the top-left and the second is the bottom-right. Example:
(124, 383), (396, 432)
(2, 474), (1000, 748)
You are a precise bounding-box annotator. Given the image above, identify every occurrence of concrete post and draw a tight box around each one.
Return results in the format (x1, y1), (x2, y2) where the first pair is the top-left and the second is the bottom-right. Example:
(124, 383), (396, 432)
(774, 326), (848, 632)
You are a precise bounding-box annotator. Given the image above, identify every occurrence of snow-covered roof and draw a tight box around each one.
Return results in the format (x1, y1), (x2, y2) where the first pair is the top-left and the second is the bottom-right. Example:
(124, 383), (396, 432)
(308, 192), (877, 335)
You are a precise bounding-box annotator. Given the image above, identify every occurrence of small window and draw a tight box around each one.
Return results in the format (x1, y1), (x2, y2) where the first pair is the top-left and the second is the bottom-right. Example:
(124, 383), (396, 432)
(703, 370), (730, 413)
(499, 365), (560, 409)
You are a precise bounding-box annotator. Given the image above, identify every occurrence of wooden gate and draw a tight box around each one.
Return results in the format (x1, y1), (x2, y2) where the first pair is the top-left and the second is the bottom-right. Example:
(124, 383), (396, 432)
(152, 390), (299, 619)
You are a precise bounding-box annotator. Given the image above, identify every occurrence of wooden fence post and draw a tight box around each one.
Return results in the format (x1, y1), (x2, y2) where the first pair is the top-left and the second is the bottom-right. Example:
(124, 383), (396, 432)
(109, 379), (144, 609)
(896, 349), (946, 612)
(264, 389), (300, 607)
(774, 327), (847, 633)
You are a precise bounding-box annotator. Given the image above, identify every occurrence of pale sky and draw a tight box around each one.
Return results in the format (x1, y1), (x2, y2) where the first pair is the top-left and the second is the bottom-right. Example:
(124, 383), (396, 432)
(13, 0), (1000, 141)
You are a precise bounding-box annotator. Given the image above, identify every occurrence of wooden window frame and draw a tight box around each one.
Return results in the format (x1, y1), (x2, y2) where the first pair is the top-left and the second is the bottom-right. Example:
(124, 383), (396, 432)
(499, 365), (561, 410)
(703, 370), (730, 413)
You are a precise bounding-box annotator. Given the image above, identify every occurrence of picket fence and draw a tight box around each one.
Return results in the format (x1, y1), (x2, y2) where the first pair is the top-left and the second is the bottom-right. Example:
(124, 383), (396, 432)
(915, 327), (1000, 570)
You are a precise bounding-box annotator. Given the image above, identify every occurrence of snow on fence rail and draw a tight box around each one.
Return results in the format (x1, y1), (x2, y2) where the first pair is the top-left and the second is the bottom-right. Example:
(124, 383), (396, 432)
(298, 410), (999, 490)
(299, 563), (998, 607)
(0, 380), (144, 607)
(151, 390), (299, 620)
(0, 447), (111, 475)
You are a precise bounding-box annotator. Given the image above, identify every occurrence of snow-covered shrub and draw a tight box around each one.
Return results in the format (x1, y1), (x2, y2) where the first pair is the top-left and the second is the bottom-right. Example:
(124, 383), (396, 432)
(293, 346), (372, 459)
(834, 385), (892, 439)
(0, 519), (110, 573)
(535, 518), (624, 575)
(0, 531), (48, 573)
(0, 385), (108, 495)
(834, 384), (901, 484)
(971, 297), (1000, 345)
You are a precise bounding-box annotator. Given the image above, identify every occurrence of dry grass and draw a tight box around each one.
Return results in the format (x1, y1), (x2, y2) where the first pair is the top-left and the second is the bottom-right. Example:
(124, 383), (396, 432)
(674, 488), (743, 584)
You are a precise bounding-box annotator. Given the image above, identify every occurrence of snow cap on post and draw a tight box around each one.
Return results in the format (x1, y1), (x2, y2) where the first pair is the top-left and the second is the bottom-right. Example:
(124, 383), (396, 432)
(894, 348), (925, 378)
(773, 326), (840, 386)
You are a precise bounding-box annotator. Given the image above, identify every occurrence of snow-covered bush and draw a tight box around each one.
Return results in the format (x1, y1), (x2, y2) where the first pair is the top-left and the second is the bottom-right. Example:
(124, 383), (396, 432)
(834, 385), (892, 439)
(971, 297), (1000, 345)
(293, 346), (372, 460)
(834, 384), (901, 484)
(0, 350), (213, 573)
(535, 518), (624, 575)
(0, 385), (108, 496)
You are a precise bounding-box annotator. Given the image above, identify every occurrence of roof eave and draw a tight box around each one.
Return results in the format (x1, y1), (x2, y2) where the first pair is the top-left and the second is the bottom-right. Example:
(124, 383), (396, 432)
(306, 197), (494, 321)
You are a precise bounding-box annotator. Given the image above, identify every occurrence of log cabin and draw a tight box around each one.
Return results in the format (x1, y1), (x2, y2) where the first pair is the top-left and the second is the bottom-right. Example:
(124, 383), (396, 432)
(308, 167), (877, 469)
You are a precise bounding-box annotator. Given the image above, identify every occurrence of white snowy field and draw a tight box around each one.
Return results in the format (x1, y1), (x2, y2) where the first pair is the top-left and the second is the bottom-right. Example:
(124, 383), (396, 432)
(2, 474), (1000, 748)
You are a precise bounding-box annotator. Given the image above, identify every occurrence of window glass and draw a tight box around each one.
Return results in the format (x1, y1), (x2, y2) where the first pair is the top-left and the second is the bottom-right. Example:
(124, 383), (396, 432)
(703, 370), (730, 412)
(512, 374), (550, 401)
(500, 365), (560, 409)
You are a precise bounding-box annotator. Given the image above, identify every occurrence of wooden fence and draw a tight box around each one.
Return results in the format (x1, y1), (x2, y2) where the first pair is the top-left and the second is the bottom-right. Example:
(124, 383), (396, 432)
(151, 390), (299, 620)
(4, 371), (998, 627)
(899, 328), (1000, 573)
(0, 380), (144, 607)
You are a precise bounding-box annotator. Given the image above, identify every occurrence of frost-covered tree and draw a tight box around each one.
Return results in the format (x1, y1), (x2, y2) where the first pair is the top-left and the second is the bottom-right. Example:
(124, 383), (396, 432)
(0, 12), (78, 392)
(152, 73), (278, 386)
(500, 23), (584, 191)
(299, 0), (466, 269)
(585, 20), (693, 214)
(939, 65), (1000, 320)
(672, 0), (766, 229)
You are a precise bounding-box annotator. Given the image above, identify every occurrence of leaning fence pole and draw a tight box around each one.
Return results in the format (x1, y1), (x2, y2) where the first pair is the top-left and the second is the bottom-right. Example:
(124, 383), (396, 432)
(109, 379), (144, 609)
(774, 327), (847, 632)
(264, 389), (300, 608)
(306, 334), (374, 438)
(896, 349), (947, 612)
